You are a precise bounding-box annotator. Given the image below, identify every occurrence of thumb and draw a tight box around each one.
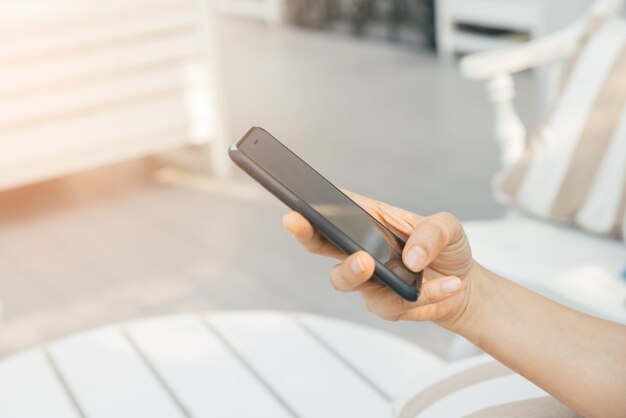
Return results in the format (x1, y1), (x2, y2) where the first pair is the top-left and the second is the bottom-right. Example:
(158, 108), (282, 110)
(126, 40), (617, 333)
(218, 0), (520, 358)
(418, 276), (462, 305)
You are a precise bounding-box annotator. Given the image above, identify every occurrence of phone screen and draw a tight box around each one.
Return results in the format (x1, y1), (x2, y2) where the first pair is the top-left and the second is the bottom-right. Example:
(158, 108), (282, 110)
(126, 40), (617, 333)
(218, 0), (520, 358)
(238, 129), (420, 286)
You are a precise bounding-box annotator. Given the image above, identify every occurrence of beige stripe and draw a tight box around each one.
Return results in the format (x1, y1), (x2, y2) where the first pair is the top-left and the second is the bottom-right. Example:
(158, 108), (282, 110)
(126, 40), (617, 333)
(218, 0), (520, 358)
(464, 396), (581, 418)
(498, 17), (606, 200)
(550, 46), (626, 218)
(557, 16), (606, 94)
(498, 137), (541, 198)
(612, 174), (626, 237)
(398, 361), (512, 418)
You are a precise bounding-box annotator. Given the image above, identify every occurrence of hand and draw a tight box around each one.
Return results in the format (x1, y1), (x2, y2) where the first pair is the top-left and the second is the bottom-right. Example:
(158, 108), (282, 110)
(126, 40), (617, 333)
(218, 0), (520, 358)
(283, 190), (478, 328)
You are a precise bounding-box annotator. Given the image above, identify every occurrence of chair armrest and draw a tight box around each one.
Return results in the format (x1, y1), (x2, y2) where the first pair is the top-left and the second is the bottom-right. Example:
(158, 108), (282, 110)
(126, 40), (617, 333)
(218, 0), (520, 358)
(459, 19), (587, 169)
(460, 20), (586, 80)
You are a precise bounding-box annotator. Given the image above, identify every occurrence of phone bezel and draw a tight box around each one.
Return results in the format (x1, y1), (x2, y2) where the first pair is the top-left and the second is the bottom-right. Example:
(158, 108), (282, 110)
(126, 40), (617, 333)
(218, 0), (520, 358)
(229, 127), (421, 302)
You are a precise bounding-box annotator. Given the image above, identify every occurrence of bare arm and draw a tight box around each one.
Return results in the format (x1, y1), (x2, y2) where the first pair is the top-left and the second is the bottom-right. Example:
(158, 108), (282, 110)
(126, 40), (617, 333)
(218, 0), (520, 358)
(283, 191), (626, 418)
(454, 266), (626, 418)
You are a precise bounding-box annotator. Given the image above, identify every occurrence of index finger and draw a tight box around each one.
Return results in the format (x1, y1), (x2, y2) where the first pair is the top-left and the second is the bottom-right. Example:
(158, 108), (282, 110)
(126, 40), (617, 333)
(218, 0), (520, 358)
(402, 212), (465, 272)
(329, 251), (376, 292)
(341, 189), (421, 238)
(283, 211), (346, 259)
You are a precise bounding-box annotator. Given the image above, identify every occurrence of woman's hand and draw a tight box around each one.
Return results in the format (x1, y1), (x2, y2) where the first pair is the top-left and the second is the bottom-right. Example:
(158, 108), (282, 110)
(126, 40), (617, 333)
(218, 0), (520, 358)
(283, 190), (478, 328)
(287, 191), (626, 418)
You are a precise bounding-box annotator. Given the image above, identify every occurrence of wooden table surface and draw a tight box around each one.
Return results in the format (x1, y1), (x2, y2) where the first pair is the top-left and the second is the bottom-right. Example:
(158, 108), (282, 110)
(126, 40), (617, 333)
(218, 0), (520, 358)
(0, 311), (444, 418)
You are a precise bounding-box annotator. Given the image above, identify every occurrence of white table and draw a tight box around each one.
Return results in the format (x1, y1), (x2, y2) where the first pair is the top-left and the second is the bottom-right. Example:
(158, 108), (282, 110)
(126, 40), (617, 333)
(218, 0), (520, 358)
(0, 311), (444, 418)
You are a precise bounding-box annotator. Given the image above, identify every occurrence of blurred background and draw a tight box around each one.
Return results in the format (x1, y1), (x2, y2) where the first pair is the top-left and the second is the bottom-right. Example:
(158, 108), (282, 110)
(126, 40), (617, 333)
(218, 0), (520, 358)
(0, 0), (613, 358)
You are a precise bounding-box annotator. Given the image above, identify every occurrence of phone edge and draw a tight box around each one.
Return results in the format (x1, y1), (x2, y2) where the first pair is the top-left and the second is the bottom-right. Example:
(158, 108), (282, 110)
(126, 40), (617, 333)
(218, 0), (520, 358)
(229, 128), (420, 302)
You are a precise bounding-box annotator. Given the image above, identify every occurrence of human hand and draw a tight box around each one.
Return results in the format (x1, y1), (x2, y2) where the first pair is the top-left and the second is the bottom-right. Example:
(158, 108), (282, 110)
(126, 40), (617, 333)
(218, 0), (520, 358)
(283, 190), (478, 328)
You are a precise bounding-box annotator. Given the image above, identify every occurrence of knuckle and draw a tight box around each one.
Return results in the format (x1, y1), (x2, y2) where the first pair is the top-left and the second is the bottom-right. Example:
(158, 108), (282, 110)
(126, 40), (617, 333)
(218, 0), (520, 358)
(419, 287), (436, 305)
(329, 274), (341, 291)
(363, 297), (385, 318)
(397, 297), (413, 312)
(425, 214), (452, 240)
(435, 211), (462, 237)
(363, 298), (376, 314)
(379, 312), (403, 322)
(328, 266), (346, 291)
(363, 292), (405, 321)
(306, 237), (327, 254)
(436, 211), (457, 223)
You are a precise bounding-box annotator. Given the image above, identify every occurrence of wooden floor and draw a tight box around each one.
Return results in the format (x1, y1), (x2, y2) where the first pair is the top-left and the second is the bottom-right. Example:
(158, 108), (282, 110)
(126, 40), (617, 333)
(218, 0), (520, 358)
(0, 16), (538, 358)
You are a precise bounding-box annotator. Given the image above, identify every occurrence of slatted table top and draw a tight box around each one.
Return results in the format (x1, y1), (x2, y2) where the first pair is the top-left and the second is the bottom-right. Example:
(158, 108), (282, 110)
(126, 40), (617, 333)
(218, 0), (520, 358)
(0, 311), (444, 418)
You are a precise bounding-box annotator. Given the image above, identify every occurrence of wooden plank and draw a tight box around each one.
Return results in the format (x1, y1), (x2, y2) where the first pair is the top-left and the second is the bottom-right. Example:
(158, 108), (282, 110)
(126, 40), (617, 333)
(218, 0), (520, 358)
(0, 125), (189, 191)
(0, 33), (200, 96)
(298, 314), (445, 399)
(205, 311), (393, 418)
(0, 64), (189, 127)
(0, 6), (197, 63)
(0, 1), (187, 31)
(0, 349), (80, 418)
(0, 95), (191, 165)
(47, 326), (186, 418)
(125, 314), (293, 418)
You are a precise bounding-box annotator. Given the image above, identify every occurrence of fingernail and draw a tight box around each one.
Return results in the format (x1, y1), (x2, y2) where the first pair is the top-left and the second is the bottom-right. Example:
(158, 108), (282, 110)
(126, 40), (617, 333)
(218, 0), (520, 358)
(351, 254), (365, 274)
(442, 278), (462, 294)
(406, 246), (427, 271)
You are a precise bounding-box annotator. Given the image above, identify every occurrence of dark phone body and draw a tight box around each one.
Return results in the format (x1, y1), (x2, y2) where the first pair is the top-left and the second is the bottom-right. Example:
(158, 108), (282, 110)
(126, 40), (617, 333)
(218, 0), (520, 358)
(229, 127), (422, 301)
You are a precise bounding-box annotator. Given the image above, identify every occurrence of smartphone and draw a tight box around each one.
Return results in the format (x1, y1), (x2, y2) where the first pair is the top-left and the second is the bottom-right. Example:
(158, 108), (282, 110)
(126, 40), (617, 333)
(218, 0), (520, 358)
(229, 127), (422, 301)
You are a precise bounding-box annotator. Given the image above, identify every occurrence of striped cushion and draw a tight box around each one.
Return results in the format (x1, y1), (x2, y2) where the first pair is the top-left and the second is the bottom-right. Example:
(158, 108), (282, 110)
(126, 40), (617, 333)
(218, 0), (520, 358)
(497, 17), (626, 239)
(396, 355), (579, 418)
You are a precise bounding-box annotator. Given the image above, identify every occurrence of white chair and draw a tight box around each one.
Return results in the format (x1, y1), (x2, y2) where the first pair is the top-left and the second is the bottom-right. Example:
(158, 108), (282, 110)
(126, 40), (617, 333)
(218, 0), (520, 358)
(449, 0), (626, 359)
(0, 0), (231, 193)
(435, 0), (593, 59)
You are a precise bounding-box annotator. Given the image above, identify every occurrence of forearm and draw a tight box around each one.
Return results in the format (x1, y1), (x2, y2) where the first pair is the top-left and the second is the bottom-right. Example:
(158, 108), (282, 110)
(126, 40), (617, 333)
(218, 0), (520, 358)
(450, 264), (626, 418)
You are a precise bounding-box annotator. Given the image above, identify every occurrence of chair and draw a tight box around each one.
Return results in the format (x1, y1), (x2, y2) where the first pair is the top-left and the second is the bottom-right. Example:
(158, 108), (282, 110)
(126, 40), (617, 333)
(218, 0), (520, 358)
(435, 0), (593, 59)
(449, 0), (626, 358)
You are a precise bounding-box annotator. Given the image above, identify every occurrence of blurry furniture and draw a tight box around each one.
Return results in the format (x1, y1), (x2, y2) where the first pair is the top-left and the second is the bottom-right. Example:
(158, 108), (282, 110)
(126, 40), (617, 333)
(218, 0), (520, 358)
(449, 0), (626, 359)
(284, 0), (337, 27)
(346, 0), (436, 46)
(435, 0), (593, 58)
(0, 0), (231, 192)
(0, 311), (574, 417)
(0, 312), (444, 417)
(216, 0), (285, 24)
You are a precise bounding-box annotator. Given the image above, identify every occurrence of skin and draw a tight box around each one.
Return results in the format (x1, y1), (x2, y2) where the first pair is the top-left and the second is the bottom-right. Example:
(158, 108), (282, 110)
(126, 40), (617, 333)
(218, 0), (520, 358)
(282, 191), (626, 418)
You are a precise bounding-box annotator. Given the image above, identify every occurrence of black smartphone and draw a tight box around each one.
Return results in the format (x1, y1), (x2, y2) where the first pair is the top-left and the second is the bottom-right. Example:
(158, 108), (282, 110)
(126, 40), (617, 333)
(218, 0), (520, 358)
(229, 127), (422, 301)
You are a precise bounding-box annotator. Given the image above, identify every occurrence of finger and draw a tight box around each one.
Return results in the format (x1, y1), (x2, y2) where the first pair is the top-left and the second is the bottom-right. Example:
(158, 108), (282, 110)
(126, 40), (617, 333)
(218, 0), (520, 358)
(402, 212), (463, 272)
(341, 189), (420, 238)
(360, 275), (462, 321)
(282, 212), (345, 259)
(417, 275), (463, 305)
(329, 251), (375, 292)
(360, 285), (410, 321)
(282, 211), (312, 236)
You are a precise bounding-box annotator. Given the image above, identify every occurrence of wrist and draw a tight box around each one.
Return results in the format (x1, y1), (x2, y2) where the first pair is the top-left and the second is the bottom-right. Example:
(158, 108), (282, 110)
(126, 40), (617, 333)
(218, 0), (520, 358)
(437, 261), (495, 336)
